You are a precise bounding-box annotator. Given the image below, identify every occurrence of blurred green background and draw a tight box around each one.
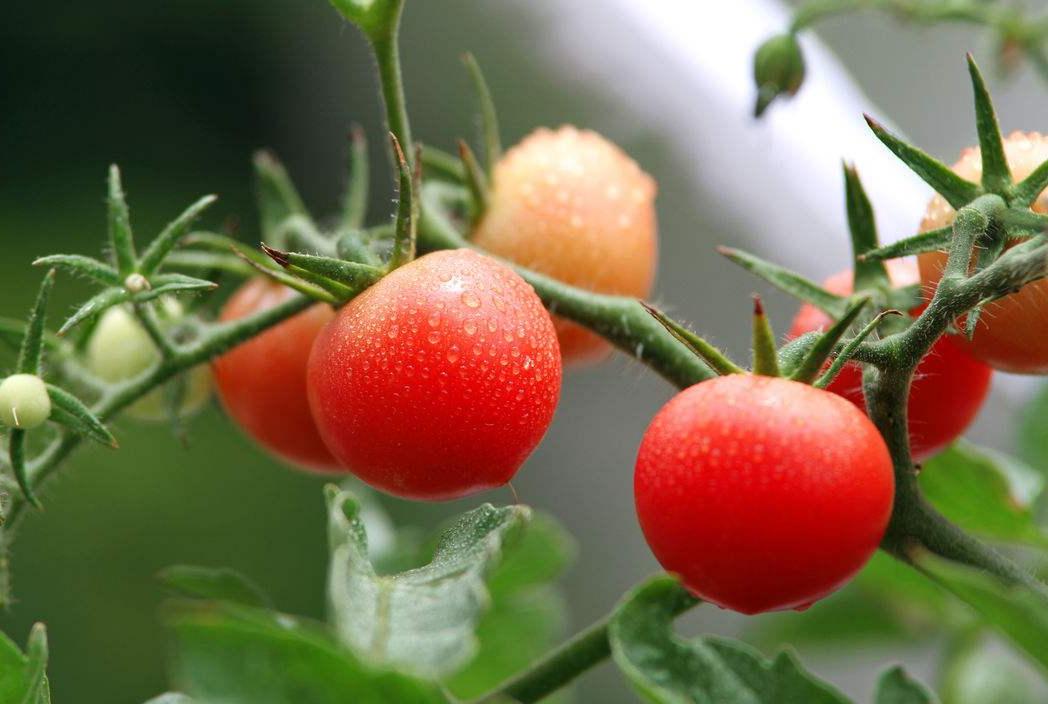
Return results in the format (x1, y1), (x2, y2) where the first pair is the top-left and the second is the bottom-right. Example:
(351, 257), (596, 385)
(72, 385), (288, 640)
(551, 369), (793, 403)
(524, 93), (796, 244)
(3, 1), (1047, 702)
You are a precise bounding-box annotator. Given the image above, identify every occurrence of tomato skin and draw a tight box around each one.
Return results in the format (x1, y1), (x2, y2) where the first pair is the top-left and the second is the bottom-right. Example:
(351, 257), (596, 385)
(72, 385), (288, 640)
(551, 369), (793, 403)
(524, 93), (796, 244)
(307, 249), (562, 501)
(634, 375), (894, 615)
(471, 125), (657, 365)
(213, 278), (341, 472)
(918, 131), (1048, 373)
(789, 262), (992, 460)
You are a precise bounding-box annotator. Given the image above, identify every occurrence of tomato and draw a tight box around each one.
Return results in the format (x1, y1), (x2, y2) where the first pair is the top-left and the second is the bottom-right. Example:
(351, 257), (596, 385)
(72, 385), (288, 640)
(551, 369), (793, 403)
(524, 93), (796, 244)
(307, 249), (562, 500)
(471, 125), (657, 365)
(86, 303), (212, 422)
(634, 375), (894, 614)
(918, 131), (1048, 373)
(789, 260), (992, 460)
(213, 278), (340, 471)
(0, 374), (51, 430)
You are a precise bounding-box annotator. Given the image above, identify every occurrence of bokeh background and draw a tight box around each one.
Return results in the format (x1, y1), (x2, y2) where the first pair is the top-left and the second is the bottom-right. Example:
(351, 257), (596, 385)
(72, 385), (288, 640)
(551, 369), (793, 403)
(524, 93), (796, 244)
(2, 1), (1046, 701)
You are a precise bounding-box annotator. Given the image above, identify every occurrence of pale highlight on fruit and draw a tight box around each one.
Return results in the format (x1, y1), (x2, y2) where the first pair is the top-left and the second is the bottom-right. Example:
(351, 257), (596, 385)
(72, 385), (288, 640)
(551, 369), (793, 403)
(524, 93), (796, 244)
(918, 131), (1048, 373)
(472, 125), (658, 364)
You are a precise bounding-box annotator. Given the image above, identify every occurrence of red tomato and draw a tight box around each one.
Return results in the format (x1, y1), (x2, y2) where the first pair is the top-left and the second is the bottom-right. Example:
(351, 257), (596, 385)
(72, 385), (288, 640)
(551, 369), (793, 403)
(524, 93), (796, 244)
(213, 278), (341, 471)
(471, 126), (657, 365)
(789, 260), (992, 460)
(307, 249), (562, 500)
(918, 131), (1048, 373)
(634, 375), (894, 614)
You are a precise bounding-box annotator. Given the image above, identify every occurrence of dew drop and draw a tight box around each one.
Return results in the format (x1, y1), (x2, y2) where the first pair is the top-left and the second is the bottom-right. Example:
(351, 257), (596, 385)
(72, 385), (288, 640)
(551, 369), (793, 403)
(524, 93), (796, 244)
(463, 320), (477, 335)
(447, 345), (460, 364)
(427, 330), (441, 344)
(461, 291), (481, 309)
(428, 311), (441, 328)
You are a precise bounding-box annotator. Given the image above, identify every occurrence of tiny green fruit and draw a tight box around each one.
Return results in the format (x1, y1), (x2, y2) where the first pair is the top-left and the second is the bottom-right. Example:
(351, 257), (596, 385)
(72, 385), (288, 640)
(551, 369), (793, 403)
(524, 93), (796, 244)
(0, 374), (52, 430)
(753, 34), (805, 117)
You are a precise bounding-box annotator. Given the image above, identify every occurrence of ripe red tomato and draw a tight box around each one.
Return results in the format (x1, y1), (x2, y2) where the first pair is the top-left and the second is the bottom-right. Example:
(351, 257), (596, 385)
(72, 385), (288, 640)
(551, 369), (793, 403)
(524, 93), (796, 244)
(213, 278), (341, 471)
(307, 249), (562, 500)
(918, 131), (1048, 373)
(471, 125), (657, 365)
(634, 375), (894, 615)
(790, 260), (992, 460)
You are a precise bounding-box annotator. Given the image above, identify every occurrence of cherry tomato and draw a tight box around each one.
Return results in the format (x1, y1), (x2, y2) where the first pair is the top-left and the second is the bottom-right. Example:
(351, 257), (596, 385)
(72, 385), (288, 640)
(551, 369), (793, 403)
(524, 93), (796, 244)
(86, 303), (212, 422)
(634, 375), (894, 614)
(789, 260), (992, 460)
(471, 125), (657, 365)
(213, 278), (340, 471)
(918, 131), (1048, 373)
(0, 374), (51, 430)
(307, 249), (562, 500)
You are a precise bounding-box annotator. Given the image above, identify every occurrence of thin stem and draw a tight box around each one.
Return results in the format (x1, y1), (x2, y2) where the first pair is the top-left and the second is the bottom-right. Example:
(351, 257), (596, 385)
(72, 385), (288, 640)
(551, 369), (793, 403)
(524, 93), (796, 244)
(133, 302), (178, 360)
(371, 29), (413, 167)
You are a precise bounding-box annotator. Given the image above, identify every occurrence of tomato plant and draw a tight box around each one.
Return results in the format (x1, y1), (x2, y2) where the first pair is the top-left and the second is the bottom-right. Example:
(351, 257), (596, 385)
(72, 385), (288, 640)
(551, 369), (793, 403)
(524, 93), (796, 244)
(471, 126), (657, 364)
(307, 248), (562, 500)
(790, 260), (993, 460)
(5, 1), (1048, 703)
(213, 277), (341, 471)
(918, 131), (1048, 373)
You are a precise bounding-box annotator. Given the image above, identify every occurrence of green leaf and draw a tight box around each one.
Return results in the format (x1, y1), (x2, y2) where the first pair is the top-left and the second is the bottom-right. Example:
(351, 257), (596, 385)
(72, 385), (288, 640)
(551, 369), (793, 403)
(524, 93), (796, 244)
(139, 195), (219, 276)
(966, 55), (1011, 194)
(45, 384), (117, 448)
(159, 565), (272, 608)
(462, 53), (502, 178)
(253, 151), (311, 246)
(843, 164), (889, 290)
(875, 666), (937, 704)
(279, 250), (384, 291)
(940, 634), (1038, 704)
(790, 296), (869, 385)
(8, 429), (40, 509)
(17, 271), (55, 375)
(919, 442), (1047, 548)
(0, 624), (50, 704)
(326, 485), (530, 678)
(750, 296), (780, 377)
(388, 133), (420, 270)
(0, 318), (63, 356)
(341, 125), (370, 230)
(58, 287), (129, 336)
(609, 575), (848, 704)
(1009, 156), (1048, 208)
(420, 146), (466, 183)
(861, 227), (952, 263)
(639, 302), (743, 376)
(32, 254), (120, 286)
(144, 273), (219, 298)
(458, 139), (490, 219)
(446, 513), (576, 699)
(864, 115), (982, 210)
(169, 603), (449, 704)
(814, 309), (899, 389)
(915, 552), (1048, 673)
(1018, 382), (1048, 480)
(717, 247), (848, 318)
(108, 165), (138, 276)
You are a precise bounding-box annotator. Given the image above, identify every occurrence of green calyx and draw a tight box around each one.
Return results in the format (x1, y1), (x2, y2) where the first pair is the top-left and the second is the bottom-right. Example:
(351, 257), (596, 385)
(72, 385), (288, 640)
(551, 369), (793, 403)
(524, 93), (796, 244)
(641, 294), (878, 388)
(753, 33), (805, 117)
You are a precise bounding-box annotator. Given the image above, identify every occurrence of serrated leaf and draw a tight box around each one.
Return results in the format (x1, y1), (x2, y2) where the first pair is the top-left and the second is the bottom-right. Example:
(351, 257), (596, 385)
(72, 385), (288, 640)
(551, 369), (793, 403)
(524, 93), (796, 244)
(875, 666), (937, 704)
(45, 384), (117, 447)
(718, 247), (848, 318)
(18, 271), (55, 375)
(966, 55), (1011, 194)
(609, 575), (848, 704)
(915, 552), (1048, 674)
(139, 195), (219, 275)
(326, 485), (530, 678)
(159, 565), (272, 608)
(865, 115), (981, 210)
(861, 227), (953, 262)
(446, 513), (575, 700)
(32, 254), (120, 285)
(168, 603), (448, 704)
(919, 442), (1048, 548)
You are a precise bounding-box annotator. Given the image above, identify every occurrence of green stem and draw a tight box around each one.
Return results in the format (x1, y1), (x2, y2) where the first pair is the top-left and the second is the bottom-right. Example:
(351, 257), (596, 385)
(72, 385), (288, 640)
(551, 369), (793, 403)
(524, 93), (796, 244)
(472, 582), (698, 704)
(371, 26), (412, 166)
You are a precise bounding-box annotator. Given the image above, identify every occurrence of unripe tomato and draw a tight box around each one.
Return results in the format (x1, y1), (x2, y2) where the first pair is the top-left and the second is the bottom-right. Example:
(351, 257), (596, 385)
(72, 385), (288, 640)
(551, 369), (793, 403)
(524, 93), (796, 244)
(307, 249), (562, 500)
(918, 131), (1048, 373)
(213, 278), (340, 471)
(471, 126), (657, 365)
(86, 304), (212, 422)
(634, 375), (894, 614)
(0, 374), (51, 430)
(789, 260), (992, 460)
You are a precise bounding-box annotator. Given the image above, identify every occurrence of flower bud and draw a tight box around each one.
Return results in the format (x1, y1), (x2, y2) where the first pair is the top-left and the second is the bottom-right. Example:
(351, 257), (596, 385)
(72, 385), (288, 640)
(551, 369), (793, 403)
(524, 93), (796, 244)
(753, 34), (806, 117)
(0, 374), (51, 430)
